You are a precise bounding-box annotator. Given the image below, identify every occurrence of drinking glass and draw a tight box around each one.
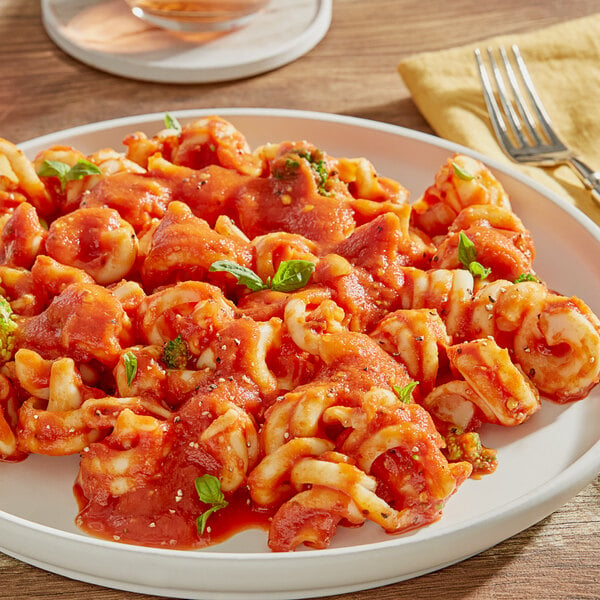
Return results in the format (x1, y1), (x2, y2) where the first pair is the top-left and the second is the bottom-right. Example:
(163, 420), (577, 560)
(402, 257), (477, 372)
(125, 0), (270, 32)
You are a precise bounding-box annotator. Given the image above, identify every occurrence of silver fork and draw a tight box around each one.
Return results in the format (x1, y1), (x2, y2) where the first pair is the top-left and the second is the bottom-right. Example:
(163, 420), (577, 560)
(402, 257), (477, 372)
(474, 45), (600, 202)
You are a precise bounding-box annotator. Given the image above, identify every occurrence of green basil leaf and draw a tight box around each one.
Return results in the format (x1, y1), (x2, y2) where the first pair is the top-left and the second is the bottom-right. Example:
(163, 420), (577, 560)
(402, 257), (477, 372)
(195, 474), (226, 505)
(209, 260), (266, 291)
(392, 381), (418, 404)
(67, 159), (102, 181)
(195, 475), (228, 535)
(469, 261), (491, 280)
(123, 351), (137, 387)
(37, 159), (71, 181)
(270, 260), (315, 292)
(196, 505), (221, 535)
(457, 232), (478, 268)
(452, 161), (475, 181)
(457, 232), (491, 279)
(164, 112), (182, 135)
(38, 159), (101, 191)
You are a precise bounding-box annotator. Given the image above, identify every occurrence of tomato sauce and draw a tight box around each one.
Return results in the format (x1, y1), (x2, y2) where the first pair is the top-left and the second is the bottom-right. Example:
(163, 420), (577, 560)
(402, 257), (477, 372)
(74, 409), (275, 549)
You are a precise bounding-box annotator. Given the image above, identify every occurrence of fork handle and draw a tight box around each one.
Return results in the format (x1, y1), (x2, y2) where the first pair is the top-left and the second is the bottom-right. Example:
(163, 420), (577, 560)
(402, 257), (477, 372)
(568, 157), (600, 203)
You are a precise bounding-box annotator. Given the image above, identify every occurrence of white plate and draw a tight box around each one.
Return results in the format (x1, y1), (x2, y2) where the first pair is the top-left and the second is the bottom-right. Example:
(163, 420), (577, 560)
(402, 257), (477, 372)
(1, 109), (599, 599)
(41, 0), (331, 83)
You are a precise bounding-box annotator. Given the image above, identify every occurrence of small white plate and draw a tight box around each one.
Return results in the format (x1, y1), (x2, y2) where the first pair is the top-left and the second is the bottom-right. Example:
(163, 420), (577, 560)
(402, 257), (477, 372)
(41, 0), (332, 83)
(1, 109), (599, 599)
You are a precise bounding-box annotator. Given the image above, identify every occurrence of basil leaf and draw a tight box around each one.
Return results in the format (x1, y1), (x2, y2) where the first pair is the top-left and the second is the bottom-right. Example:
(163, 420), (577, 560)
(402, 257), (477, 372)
(209, 260), (315, 293)
(469, 261), (491, 280)
(195, 474), (226, 505)
(270, 260), (315, 292)
(452, 161), (475, 181)
(457, 232), (478, 267)
(38, 159), (101, 191)
(164, 112), (182, 135)
(458, 232), (491, 279)
(37, 160), (71, 181)
(392, 381), (418, 404)
(196, 505), (221, 535)
(195, 474), (228, 536)
(67, 159), (102, 181)
(123, 351), (137, 387)
(209, 260), (266, 291)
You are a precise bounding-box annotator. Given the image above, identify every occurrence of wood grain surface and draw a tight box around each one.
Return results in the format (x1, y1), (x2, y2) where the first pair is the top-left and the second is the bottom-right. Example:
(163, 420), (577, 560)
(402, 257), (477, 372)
(1, 1), (599, 598)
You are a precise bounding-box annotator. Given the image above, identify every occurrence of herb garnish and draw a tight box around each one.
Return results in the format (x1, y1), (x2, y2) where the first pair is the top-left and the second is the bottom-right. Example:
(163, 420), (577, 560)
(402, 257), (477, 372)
(392, 381), (418, 404)
(195, 474), (228, 535)
(294, 150), (331, 196)
(457, 232), (491, 279)
(123, 351), (138, 387)
(209, 259), (315, 293)
(451, 161), (475, 181)
(164, 112), (182, 135)
(209, 261), (265, 291)
(37, 159), (101, 191)
(0, 295), (17, 363)
(162, 334), (189, 369)
(514, 273), (539, 283)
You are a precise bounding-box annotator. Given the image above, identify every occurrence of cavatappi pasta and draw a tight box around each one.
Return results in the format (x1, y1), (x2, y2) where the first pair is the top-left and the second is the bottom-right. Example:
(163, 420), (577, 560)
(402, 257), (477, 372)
(0, 116), (598, 551)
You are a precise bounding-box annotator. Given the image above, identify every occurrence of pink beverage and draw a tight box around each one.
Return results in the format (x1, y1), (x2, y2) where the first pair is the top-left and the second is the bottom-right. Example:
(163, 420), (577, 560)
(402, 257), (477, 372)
(125, 0), (269, 32)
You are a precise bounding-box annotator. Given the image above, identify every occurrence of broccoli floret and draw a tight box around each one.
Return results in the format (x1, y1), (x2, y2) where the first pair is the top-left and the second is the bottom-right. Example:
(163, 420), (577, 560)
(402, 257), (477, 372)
(162, 334), (189, 369)
(0, 297), (16, 363)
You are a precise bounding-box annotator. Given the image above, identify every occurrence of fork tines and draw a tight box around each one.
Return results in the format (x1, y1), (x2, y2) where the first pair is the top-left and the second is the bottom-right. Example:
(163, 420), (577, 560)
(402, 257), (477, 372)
(474, 45), (569, 163)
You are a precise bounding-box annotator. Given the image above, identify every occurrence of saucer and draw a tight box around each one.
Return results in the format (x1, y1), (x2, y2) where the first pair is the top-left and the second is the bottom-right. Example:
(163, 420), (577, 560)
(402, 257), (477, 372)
(41, 0), (332, 83)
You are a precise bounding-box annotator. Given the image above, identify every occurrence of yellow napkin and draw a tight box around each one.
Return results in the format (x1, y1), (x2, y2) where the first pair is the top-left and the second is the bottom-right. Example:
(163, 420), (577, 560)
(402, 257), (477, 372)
(398, 14), (600, 226)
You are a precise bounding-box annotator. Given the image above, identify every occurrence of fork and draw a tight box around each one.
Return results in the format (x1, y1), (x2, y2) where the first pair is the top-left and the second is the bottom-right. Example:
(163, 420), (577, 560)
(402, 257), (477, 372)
(474, 45), (600, 202)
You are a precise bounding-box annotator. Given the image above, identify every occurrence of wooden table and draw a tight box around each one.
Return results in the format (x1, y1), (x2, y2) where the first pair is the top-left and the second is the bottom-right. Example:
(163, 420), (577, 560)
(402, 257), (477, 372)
(1, 0), (599, 598)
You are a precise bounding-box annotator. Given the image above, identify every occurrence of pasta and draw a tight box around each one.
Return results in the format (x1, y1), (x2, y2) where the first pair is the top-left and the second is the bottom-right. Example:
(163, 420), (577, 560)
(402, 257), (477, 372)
(0, 115), (598, 552)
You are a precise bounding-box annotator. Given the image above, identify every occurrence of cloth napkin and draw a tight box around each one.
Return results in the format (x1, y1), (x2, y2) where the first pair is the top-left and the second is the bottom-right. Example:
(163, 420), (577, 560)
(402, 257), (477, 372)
(398, 14), (600, 226)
